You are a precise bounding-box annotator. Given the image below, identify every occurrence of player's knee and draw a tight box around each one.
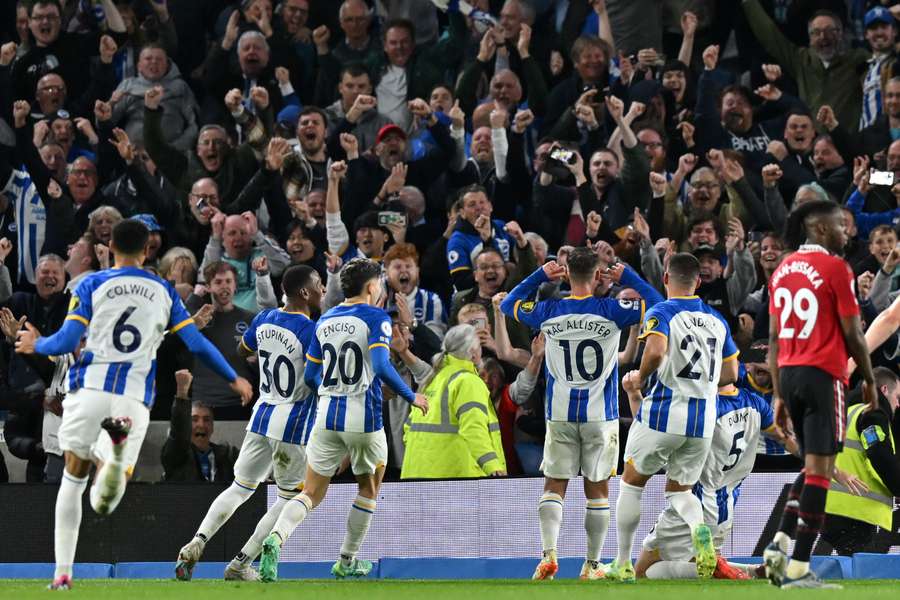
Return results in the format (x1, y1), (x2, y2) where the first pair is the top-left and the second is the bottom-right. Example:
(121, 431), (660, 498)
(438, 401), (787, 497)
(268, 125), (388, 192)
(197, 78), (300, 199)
(543, 477), (568, 497)
(583, 479), (608, 498)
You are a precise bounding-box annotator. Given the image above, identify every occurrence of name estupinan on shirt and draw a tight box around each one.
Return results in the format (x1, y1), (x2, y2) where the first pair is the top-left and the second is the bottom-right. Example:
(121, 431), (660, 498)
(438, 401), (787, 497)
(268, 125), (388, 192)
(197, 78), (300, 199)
(770, 261), (824, 289)
(256, 327), (297, 355)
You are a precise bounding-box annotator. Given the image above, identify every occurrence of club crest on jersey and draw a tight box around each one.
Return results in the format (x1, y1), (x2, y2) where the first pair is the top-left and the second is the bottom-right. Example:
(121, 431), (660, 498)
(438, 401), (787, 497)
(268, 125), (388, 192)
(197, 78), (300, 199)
(644, 317), (658, 334)
(519, 301), (535, 314)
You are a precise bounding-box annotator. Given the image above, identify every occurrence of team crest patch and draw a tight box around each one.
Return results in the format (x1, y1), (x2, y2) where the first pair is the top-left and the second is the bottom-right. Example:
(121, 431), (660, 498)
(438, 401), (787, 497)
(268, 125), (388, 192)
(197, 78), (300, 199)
(381, 321), (392, 336)
(619, 299), (635, 310)
(448, 250), (459, 264)
(68, 295), (80, 312)
(519, 301), (535, 314)
(644, 317), (658, 334)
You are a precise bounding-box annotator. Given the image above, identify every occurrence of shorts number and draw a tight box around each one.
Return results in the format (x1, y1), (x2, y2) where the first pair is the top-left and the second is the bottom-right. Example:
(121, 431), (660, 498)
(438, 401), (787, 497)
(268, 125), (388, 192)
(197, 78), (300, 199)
(676, 335), (717, 382)
(259, 350), (296, 397)
(558, 339), (604, 382)
(322, 341), (363, 386)
(722, 430), (745, 472)
(113, 307), (141, 353)
(774, 287), (818, 339)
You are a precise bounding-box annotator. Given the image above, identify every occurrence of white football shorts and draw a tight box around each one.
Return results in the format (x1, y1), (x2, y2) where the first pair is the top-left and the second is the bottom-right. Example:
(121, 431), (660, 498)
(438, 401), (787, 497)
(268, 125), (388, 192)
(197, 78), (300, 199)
(58, 389), (150, 470)
(233, 431), (307, 490)
(541, 420), (619, 481)
(624, 420), (712, 485)
(305, 428), (387, 477)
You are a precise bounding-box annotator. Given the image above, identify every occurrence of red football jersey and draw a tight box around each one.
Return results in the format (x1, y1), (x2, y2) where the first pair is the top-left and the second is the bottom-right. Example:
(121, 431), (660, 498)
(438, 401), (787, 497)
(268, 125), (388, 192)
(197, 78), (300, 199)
(768, 244), (859, 383)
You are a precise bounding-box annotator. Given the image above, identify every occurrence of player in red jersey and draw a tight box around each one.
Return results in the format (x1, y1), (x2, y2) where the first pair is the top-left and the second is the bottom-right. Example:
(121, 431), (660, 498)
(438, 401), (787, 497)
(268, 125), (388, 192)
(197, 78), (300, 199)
(764, 200), (876, 589)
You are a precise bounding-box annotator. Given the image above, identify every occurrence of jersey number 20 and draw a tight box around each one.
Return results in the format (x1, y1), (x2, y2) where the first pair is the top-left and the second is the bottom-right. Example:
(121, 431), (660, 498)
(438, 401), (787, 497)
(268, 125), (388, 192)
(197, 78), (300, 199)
(322, 342), (363, 386)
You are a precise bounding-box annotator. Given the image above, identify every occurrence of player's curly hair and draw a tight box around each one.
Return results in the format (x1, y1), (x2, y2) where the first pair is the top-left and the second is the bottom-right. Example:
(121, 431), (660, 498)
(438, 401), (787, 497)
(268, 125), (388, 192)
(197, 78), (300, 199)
(339, 258), (381, 298)
(566, 247), (600, 283)
(783, 200), (840, 250)
(281, 264), (317, 298)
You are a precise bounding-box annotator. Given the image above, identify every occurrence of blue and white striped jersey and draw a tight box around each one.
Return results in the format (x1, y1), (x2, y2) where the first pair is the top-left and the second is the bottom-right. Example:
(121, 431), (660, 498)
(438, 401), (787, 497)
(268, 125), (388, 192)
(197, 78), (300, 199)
(405, 286), (447, 336)
(860, 55), (889, 130)
(66, 267), (193, 407)
(2, 167), (45, 285)
(306, 302), (393, 433)
(636, 297), (738, 438)
(736, 362), (787, 455)
(693, 387), (775, 526)
(241, 309), (317, 445)
(513, 294), (644, 423)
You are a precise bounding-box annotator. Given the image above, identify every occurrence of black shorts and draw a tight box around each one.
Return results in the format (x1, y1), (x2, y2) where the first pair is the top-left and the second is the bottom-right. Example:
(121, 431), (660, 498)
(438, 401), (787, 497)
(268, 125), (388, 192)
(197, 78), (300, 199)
(780, 366), (846, 456)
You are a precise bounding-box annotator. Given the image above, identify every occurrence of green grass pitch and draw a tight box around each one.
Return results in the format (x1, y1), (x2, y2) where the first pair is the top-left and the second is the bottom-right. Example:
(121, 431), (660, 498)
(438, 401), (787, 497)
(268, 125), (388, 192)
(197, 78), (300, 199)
(1, 579), (898, 599)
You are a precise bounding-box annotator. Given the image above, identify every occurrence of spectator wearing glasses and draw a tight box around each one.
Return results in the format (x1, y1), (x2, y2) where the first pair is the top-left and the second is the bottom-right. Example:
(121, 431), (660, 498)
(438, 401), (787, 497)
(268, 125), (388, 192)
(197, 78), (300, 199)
(742, 1), (871, 130)
(332, 0), (380, 66)
(10, 0), (126, 105)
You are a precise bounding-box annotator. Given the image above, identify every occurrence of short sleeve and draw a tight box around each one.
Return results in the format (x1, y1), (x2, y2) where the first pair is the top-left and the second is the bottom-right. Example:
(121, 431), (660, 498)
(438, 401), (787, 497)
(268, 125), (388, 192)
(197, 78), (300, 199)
(298, 318), (316, 355)
(447, 234), (470, 273)
(241, 312), (262, 353)
(66, 278), (94, 326)
(306, 326), (323, 364)
(604, 297), (645, 329)
(167, 286), (194, 333)
(756, 393), (774, 431)
(367, 309), (393, 350)
(512, 298), (549, 329)
(831, 260), (860, 318)
(720, 318), (739, 362)
(638, 305), (669, 340)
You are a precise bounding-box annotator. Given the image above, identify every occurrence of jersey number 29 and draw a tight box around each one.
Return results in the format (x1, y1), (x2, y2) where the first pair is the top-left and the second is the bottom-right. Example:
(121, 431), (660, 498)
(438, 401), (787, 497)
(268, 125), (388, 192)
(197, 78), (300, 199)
(774, 287), (818, 339)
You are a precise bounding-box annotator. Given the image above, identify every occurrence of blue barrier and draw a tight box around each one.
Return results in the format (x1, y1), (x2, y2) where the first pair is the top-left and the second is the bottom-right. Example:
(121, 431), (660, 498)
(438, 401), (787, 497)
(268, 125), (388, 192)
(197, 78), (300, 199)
(852, 553), (900, 579)
(1, 556), (897, 580)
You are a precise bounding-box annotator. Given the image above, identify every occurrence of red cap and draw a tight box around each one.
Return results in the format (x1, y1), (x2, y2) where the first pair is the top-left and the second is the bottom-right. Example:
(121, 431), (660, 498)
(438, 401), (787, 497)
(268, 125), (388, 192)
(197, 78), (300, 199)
(375, 124), (407, 145)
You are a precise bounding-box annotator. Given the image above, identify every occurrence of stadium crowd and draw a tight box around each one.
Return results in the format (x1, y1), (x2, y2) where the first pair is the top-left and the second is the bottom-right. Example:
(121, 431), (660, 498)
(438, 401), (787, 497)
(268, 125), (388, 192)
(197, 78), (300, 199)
(1, 0), (900, 487)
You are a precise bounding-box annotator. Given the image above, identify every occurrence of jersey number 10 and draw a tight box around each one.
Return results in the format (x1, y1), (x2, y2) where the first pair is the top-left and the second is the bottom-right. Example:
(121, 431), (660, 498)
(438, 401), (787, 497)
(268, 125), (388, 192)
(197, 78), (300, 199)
(558, 339), (604, 382)
(773, 287), (818, 339)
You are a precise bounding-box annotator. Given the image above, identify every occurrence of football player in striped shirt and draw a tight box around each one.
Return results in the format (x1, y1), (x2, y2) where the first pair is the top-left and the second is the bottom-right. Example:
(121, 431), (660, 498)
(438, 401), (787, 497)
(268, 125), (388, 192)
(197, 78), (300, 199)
(259, 258), (428, 581)
(15, 220), (253, 591)
(610, 253), (739, 583)
(500, 246), (663, 581)
(622, 377), (797, 579)
(174, 265), (324, 582)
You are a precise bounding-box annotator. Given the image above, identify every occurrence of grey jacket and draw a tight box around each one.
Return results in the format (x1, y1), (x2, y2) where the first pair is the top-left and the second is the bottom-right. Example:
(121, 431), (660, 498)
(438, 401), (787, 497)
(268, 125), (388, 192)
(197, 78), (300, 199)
(111, 62), (199, 151)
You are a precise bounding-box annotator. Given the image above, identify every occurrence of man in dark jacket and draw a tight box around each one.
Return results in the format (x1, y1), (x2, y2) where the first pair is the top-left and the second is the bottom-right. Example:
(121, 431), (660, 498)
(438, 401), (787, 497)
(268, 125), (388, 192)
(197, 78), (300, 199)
(161, 369), (238, 483)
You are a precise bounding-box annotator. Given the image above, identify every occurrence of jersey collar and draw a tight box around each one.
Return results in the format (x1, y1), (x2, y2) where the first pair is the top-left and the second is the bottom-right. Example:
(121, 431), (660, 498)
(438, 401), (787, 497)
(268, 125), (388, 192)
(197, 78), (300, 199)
(798, 243), (829, 254)
(670, 295), (699, 300)
(279, 308), (310, 317)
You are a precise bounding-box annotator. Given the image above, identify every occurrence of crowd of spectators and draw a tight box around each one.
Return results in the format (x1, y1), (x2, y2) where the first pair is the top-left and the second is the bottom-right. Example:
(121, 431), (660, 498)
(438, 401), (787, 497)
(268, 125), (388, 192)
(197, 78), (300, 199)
(2, 0), (900, 482)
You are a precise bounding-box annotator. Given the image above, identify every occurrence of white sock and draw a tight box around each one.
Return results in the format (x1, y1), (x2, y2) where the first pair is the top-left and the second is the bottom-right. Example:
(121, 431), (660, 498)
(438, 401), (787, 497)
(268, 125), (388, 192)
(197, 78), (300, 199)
(538, 492), (564, 554)
(584, 498), (610, 562)
(195, 481), (256, 542)
(233, 491), (294, 566)
(786, 559), (809, 579)
(271, 493), (313, 543)
(645, 561), (698, 579)
(615, 482), (644, 565)
(89, 457), (127, 515)
(666, 490), (704, 530)
(773, 531), (791, 551)
(54, 471), (89, 579)
(339, 496), (377, 563)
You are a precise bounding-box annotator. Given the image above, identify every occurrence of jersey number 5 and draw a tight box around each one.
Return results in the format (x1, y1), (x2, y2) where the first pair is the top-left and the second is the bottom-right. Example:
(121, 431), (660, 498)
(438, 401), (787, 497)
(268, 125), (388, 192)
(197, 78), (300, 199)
(722, 430), (745, 472)
(773, 287), (818, 339)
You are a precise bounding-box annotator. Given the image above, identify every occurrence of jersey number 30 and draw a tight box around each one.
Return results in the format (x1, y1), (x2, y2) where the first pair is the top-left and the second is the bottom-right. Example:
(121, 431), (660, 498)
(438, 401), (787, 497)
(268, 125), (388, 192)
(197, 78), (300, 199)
(259, 350), (296, 397)
(774, 287), (818, 339)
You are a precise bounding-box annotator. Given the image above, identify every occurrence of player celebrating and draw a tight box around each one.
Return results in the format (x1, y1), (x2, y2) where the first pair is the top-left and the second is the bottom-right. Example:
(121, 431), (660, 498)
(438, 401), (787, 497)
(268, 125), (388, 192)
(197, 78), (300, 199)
(15, 220), (253, 590)
(500, 247), (663, 580)
(622, 378), (797, 579)
(258, 258), (428, 581)
(763, 201), (876, 589)
(611, 253), (739, 583)
(174, 265), (325, 582)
